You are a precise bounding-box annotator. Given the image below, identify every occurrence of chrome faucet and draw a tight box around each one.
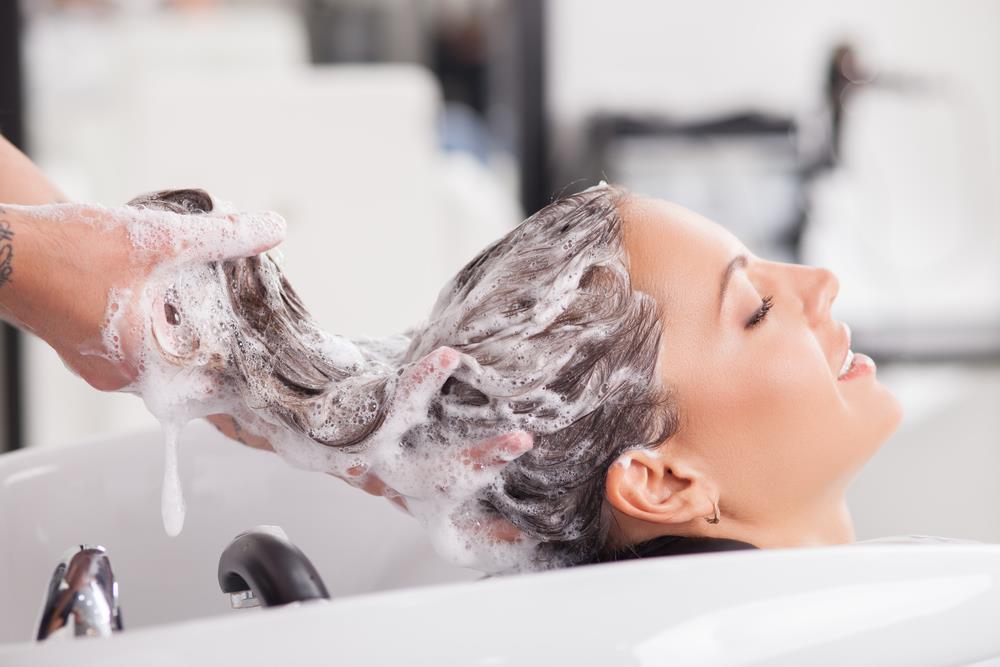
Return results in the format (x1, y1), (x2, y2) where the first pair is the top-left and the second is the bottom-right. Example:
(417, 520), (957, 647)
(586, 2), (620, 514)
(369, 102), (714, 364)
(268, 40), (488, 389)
(36, 545), (123, 640)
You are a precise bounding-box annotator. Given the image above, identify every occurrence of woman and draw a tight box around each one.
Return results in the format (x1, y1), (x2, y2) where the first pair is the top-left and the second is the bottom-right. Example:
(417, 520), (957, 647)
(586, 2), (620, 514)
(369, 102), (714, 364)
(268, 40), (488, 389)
(595, 189), (901, 558)
(164, 182), (902, 570)
(0, 143), (903, 569)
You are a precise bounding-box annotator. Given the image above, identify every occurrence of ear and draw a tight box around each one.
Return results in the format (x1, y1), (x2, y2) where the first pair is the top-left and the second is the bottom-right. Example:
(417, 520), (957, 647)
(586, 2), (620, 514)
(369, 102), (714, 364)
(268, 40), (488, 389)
(605, 448), (718, 526)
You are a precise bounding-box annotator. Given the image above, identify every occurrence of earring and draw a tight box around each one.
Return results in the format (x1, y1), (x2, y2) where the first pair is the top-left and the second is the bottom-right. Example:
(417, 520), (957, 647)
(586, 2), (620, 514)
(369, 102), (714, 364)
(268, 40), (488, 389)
(704, 498), (720, 524)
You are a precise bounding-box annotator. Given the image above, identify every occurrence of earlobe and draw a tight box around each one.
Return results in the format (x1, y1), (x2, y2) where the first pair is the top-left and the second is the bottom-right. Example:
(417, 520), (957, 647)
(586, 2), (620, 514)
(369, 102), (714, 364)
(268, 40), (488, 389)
(605, 449), (718, 527)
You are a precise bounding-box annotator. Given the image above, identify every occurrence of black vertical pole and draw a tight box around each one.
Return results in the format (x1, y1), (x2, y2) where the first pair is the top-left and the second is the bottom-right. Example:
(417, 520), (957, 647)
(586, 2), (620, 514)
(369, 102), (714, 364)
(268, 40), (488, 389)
(0, 0), (24, 452)
(515, 0), (550, 216)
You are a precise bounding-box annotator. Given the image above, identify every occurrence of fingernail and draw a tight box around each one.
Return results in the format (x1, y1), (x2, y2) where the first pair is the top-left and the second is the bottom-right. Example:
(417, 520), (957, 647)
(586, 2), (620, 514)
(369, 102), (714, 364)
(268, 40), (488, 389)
(346, 463), (368, 477)
(497, 431), (533, 459)
(437, 347), (460, 371)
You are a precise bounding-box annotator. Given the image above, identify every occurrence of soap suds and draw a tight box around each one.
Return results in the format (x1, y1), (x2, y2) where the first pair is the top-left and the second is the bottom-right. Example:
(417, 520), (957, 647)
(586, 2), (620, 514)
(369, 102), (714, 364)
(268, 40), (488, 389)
(114, 216), (536, 568)
(99, 184), (662, 574)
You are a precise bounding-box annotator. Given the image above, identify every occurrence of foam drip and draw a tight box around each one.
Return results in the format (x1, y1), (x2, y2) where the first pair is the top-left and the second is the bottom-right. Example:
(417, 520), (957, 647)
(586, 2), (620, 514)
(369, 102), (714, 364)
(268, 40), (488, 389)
(161, 422), (186, 537)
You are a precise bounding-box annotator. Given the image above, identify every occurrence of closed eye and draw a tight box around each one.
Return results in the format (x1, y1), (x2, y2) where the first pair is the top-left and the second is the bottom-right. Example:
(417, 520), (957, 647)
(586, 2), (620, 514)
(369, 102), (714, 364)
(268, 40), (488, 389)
(745, 295), (774, 329)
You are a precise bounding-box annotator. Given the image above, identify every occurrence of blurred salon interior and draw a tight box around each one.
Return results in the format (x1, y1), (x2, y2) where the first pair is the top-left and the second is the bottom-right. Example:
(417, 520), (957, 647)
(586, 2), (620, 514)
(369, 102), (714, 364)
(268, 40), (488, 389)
(1, 0), (999, 543)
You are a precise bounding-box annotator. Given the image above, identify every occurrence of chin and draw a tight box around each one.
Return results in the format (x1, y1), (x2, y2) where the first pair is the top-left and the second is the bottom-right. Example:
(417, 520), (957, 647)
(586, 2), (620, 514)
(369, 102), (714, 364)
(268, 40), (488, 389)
(860, 383), (904, 461)
(874, 374), (904, 431)
(841, 367), (903, 434)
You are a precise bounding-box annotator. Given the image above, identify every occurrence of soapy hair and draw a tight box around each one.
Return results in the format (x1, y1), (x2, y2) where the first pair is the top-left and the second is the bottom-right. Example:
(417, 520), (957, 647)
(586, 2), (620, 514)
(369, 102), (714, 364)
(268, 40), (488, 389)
(403, 185), (676, 565)
(129, 185), (676, 567)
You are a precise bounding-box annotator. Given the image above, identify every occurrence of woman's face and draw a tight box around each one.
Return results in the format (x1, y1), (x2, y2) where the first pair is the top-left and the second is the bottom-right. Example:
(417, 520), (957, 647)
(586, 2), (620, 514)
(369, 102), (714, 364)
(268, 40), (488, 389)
(617, 196), (902, 539)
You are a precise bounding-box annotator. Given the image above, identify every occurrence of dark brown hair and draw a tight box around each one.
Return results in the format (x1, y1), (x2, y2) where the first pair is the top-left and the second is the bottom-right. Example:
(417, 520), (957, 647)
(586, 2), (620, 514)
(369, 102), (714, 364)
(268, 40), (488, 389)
(404, 185), (677, 565)
(130, 184), (677, 567)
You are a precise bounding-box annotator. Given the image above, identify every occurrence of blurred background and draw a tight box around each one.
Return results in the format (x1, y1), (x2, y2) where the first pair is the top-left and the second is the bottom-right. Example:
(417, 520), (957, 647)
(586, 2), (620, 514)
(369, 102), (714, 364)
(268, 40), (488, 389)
(0, 0), (998, 542)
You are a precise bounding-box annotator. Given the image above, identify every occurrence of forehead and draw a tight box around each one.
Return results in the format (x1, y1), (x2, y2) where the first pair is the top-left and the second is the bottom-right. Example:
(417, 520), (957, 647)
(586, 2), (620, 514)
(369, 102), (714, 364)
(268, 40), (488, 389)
(619, 196), (742, 315)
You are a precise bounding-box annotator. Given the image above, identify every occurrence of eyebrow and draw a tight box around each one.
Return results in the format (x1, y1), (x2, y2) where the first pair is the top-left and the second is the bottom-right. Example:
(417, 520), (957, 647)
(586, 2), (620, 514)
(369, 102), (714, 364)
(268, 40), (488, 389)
(719, 254), (749, 314)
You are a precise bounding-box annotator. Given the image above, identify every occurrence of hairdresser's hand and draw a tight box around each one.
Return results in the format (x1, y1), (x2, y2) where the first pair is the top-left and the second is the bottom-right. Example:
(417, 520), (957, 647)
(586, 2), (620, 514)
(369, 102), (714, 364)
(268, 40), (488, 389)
(207, 347), (533, 544)
(206, 411), (530, 544)
(353, 436), (530, 544)
(0, 201), (285, 391)
(348, 346), (533, 543)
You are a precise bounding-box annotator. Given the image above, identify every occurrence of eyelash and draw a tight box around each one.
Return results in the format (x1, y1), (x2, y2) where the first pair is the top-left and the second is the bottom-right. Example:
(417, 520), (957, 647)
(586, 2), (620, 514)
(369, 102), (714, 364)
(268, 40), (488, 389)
(745, 295), (774, 329)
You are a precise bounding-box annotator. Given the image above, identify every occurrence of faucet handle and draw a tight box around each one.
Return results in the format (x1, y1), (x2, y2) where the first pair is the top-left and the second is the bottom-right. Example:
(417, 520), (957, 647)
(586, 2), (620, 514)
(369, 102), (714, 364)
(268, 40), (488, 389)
(218, 526), (330, 608)
(36, 545), (124, 641)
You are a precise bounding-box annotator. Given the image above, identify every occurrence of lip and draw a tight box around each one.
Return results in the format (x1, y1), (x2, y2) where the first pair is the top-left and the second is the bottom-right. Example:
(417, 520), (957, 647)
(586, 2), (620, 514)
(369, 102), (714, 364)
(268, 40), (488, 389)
(834, 321), (876, 381)
(834, 322), (852, 379)
(839, 352), (876, 381)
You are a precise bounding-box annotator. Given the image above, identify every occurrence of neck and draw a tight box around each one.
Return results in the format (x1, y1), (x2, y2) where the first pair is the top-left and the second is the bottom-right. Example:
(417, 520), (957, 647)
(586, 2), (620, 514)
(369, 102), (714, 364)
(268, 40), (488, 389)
(610, 495), (856, 551)
(728, 497), (856, 548)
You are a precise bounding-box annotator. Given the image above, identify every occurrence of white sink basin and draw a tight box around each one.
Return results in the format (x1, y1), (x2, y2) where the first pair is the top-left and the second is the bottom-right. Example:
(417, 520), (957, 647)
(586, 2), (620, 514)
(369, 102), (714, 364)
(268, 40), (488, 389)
(2, 423), (1000, 665)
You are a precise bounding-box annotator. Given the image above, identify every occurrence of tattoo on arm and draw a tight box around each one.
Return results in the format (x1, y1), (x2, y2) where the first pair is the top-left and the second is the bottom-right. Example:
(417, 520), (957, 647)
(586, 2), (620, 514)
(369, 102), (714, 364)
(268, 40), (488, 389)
(0, 209), (13, 290)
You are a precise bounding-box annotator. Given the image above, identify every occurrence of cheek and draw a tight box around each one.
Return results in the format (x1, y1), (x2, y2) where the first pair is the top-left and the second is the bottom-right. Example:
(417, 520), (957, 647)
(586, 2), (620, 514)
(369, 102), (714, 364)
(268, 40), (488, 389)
(680, 330), (853, 498)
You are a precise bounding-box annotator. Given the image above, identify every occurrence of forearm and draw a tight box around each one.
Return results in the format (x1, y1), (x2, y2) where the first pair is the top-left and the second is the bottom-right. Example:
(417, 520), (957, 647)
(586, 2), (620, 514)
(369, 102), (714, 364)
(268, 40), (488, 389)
(0, 135), (66, 205)
(0, 135), (68, 330)
(0, 201), (147, 391)
(0, 206), (60, 339)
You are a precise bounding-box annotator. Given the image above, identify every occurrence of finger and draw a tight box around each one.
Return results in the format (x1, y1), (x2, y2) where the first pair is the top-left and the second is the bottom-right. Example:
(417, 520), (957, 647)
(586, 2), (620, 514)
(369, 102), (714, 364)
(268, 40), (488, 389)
(484, 516), (522, 543)
(359, 475), (388, 497)
(382, 488), (411, 514)
(344, 465), (390, 496)
(394, 346), (461, 408)
(454, 513), (524, 544)
(205, 414), (275, 451)
(160, 209), (287, 263)
(341, 468), (411, 512)
(459, 430), (534, 471)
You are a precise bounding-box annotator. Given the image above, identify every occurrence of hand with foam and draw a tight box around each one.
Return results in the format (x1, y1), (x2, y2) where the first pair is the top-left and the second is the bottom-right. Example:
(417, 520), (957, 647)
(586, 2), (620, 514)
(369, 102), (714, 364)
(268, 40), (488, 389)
(0, 193), (286, 391)
(207, 346), (533, 544)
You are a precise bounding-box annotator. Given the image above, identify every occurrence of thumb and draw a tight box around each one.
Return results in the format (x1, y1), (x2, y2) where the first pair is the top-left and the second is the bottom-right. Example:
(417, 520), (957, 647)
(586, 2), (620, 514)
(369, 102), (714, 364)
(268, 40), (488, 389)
(395, 346), (462, 408)
(165, 209), (287, 263)
(459, 431), (534, 471)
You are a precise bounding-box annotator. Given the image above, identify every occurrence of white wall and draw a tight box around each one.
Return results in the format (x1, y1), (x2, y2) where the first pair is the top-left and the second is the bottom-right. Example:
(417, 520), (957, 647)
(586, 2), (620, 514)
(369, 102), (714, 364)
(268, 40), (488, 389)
(547, 0), (1000, 541)
(22, 65), (458, 448)
(21, 9), (518, 448)
(548, 0), (1000, 322)
(547, 0), (1000, 160)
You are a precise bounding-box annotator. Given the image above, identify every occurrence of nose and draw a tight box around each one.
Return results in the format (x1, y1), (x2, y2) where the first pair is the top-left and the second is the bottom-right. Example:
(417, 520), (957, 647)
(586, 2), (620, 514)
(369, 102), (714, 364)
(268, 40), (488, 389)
(802, 266), (839, 326)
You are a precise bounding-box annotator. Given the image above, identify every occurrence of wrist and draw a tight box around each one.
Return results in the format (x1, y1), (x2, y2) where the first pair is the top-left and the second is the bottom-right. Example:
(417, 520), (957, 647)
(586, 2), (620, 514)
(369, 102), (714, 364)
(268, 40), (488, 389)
(0, 205), (35, 332)
(0, 205), (75, 344)
(0, 204), (137, 390)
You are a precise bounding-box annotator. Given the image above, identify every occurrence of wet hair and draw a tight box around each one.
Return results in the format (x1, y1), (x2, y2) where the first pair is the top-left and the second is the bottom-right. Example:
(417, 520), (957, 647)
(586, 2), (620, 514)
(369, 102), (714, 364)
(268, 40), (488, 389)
(404, 185), (677, 565)
(129, 184), (677, 567)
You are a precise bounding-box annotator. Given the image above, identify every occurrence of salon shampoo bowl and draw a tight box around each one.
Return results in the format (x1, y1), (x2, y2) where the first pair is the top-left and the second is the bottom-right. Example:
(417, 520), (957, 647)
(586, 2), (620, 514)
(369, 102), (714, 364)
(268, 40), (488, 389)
(2, 422), (1000, 666)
